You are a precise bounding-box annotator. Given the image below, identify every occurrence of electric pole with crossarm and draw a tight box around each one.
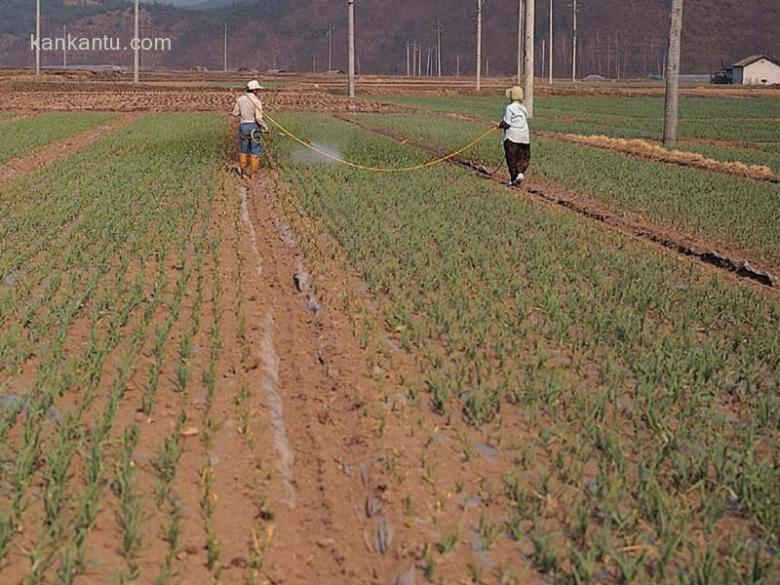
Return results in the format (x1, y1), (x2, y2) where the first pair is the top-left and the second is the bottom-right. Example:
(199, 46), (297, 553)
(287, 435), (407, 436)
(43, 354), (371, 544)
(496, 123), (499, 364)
(517, 0), (524, 84)
(663, 0), (684, 146)
(348, 0), (356, 97)
(475, 0), (485, 90)
(434, 20), (444, 77)
(35, 0), (41, 75)
(570, 0), (580, 81)
(134, 0), (140, 83)
(524, 0), (535, 116)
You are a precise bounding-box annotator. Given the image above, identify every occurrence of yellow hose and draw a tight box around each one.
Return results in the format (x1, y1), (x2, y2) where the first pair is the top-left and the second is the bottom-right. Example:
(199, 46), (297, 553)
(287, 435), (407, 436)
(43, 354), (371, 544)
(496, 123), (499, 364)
(265, 113), (498, 174)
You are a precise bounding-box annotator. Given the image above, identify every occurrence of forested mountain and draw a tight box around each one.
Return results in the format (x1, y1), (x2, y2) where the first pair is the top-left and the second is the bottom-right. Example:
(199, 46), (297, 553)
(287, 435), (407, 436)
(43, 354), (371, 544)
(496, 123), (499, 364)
(1, 0), (777, 77)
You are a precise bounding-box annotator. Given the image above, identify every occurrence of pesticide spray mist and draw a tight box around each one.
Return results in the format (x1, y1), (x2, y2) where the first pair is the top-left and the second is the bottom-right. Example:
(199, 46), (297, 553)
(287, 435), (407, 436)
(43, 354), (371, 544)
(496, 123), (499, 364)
(291, 143), (343, 164)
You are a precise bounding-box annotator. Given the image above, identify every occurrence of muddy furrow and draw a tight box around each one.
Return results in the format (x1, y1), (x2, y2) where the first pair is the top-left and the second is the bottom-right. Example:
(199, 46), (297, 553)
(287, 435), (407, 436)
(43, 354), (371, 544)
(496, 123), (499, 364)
(0, 114), (139, 186)
(240, 173), (485, 583)
(254, 167), (550, 584)
(241, 177), (365, 582)
(336, 115), (780, 292)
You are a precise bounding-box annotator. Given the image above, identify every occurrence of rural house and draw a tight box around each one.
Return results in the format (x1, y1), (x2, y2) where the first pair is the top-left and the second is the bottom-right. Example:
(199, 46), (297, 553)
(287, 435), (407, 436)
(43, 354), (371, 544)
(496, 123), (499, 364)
(726, 55), (780, 85)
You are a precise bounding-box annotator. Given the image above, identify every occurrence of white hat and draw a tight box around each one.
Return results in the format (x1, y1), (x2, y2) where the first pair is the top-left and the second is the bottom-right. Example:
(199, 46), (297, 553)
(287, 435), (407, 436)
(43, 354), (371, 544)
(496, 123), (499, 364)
(247, 79), (264, 91)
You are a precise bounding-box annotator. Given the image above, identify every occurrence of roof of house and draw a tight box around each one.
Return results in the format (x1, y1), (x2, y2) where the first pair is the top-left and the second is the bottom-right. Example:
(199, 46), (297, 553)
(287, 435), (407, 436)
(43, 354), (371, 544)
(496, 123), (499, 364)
(732, 55), (780, 68)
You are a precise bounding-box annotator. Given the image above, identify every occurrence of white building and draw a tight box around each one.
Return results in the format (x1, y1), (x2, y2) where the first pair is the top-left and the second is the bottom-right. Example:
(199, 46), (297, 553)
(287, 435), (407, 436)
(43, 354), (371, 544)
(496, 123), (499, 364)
(728, 55), (780, 85)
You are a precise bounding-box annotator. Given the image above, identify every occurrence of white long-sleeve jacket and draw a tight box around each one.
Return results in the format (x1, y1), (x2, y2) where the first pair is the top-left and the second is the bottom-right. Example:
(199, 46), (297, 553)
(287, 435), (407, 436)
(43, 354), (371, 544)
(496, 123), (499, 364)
(502, 102), (530, 144)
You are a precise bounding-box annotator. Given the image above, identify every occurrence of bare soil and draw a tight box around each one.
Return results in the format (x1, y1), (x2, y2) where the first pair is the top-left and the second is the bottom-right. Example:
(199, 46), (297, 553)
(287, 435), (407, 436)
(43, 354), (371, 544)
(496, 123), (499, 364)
(1, 70), (777, 116)
(0, 76), (417, 114)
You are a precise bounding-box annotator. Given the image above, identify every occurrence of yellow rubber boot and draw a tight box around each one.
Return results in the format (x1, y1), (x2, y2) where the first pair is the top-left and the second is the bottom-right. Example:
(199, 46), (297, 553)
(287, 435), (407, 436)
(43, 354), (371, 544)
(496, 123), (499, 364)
(250, 155), (261, 176)
(239, 153), (249, 177)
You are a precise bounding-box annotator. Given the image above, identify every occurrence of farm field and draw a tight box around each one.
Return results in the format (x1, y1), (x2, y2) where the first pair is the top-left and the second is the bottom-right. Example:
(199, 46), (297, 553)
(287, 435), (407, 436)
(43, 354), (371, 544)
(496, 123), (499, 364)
(377, 94), (780, 167)
(0, 112), (114, 165)
(348, 113), (780, 271)
(0, 73), (779, 585)
(269, 112), (780, 584)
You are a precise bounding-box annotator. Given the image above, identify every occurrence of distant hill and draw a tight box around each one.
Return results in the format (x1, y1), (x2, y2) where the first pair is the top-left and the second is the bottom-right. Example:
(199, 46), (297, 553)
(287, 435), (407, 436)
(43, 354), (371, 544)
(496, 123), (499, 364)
(1, 0), (778, 77)
(155, 0), (248, 8)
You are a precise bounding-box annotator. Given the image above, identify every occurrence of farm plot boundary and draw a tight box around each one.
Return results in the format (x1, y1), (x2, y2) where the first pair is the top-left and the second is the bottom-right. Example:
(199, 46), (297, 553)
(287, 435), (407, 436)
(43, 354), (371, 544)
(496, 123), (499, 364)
(335, 114), (780, 291)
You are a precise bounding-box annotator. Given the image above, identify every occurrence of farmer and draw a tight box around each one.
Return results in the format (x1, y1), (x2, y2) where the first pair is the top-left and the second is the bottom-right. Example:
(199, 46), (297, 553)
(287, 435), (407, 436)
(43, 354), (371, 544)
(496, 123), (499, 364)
(232, 79), (269, 178)
(498, 86), (531, 188)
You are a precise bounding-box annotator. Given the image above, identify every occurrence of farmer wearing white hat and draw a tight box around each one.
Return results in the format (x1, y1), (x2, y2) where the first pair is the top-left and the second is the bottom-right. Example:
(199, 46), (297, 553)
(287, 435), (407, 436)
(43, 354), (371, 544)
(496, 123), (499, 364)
(232, 80), (269, 177)
(498, 86), (531, 188)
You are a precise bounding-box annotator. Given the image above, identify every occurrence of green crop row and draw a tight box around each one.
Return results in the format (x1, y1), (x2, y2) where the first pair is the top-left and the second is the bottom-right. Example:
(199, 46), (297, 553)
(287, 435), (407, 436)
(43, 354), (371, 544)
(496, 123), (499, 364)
(271, 113), (779, 583)
(0, 111), (114, 165)
(352, 113), (780, 268)
(0, 113), (227, 582)
(377, 93), (780, 175)
(378, 93), (780, 146)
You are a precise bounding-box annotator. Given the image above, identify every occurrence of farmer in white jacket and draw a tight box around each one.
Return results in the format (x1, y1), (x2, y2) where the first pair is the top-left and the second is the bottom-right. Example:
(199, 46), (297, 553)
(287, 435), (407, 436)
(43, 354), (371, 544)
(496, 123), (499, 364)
(498, 86), (531, 188)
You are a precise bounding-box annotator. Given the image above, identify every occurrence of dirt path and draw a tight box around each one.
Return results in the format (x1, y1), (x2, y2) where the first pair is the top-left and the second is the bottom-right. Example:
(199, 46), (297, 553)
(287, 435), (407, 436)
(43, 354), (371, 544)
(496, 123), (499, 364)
(239, 173), (410, 583)
(0, 114), (138, 186)
(233, 170), (546, 584)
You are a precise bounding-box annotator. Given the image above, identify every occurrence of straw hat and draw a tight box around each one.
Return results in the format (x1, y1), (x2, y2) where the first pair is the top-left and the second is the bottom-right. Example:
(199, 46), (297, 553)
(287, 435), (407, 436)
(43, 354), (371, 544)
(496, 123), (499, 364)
(505, 86), (524, 101)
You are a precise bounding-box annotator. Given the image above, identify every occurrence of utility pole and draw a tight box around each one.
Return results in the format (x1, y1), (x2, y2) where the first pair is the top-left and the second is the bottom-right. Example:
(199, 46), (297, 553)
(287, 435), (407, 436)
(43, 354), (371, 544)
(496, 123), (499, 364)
(327, 25), (334, 71)
(456, 54), (461, 76)
(663, 0), (684, 146)
(524, 0), (535, 116)
(348, 0), (356, 98)
(434, 20), (444, 77)
(134, 0), (140, 83)
(549, 0), (554, 84)
(35, 0), (41, 75)
(475, 0), (485, 91)
(406, 40), (410, 76)
(570, 0), (578, 81)
(516, 0), (524, 84)
(223, 23), (228, 72)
